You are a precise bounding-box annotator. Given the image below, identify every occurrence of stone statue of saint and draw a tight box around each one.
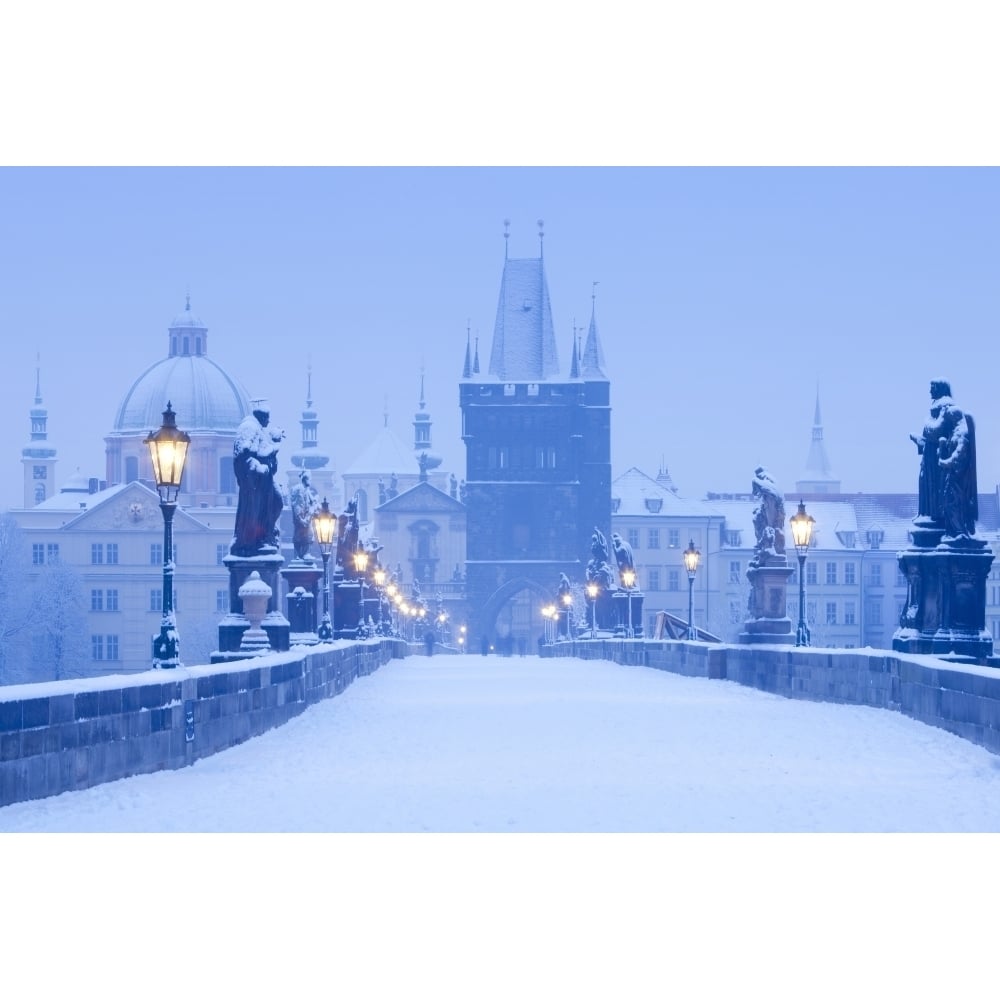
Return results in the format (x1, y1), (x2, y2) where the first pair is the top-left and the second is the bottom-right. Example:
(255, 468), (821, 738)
(911, 379), (978, 538)
(586, 527), (616, 590)
(910, 379), (979, 538)
(231, 401), (285, 557)
(611, 531), (635, 581)
(289, 470), (319, 560)
(750, 466), (785, 566)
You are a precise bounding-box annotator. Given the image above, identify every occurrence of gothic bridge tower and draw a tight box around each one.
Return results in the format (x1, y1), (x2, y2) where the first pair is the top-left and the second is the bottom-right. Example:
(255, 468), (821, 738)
(460, 222), (611, 647)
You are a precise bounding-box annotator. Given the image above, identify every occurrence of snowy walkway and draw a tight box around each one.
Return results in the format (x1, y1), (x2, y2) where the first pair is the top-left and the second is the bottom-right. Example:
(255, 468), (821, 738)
(3, 654), (1000, 832)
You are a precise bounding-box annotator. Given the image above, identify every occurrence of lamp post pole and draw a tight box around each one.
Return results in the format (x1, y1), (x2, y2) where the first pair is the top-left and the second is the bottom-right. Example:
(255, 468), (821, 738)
(144, 403), (190, 669)
(683, 540), (700, 641)
(353, 548), (369, 637)
(621, 568), (636, 638)
(586, 581), (599, 639)
(790, 500), (815, 648)
(373, 568), (386, 633)
(313, 498), (336, 641)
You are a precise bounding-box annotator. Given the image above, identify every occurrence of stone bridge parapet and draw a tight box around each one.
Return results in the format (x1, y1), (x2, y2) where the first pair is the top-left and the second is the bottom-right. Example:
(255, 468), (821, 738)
(543, 640), (1000, 756)
(0, 638), (407, 808)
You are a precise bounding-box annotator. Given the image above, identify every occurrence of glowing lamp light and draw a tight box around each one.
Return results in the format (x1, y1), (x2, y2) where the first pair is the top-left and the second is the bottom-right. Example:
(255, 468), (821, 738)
(683, 540), (701, 579)
(144, 402), (191, 504)
(353, 549), (369, 574)
(312, 499), (337, 554)
(621, 568), (636, 590)
(789, 500), (816, 556)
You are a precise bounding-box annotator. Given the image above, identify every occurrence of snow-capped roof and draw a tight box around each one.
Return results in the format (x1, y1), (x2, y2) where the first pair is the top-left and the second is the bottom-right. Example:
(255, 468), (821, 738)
(344, 422), (417, 477)
(612, 467), (723, 518)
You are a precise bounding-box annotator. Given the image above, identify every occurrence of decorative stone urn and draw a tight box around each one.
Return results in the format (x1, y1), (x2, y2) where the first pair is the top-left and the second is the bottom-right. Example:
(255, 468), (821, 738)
(238, 571), (273, 653)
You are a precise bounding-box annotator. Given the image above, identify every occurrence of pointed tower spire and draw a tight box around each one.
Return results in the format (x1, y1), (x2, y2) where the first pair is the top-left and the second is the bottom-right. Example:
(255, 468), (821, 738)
(569, 321), (580, 379)
(473, 335), (480, 375)
(462, 321), (472, 379)
(22, 356), (58, 506)
(795, 385), (840, 495)
(580, 281), (608, 380)
(504, 219), (510, 260)
(538, 218), (544, 258)
(488, 227), (559, 380)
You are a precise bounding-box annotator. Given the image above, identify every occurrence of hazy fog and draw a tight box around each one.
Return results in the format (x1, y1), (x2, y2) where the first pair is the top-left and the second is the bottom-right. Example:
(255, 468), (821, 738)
(3, 167), (998, 511)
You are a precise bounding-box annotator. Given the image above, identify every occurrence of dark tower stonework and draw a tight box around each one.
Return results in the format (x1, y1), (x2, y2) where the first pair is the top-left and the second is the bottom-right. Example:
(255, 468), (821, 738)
(460, 229), (611, 647)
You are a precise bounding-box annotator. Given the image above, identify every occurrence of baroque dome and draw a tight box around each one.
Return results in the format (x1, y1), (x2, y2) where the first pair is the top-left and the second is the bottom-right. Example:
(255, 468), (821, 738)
(112, 355), (251, 434)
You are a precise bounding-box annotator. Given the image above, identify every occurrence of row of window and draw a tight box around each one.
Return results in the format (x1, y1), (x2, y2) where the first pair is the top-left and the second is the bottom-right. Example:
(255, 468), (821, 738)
(626, 528), (682, 551)
(486, 446), (559, 471)
(724, 559), (901, 588)
(91, 635), (120, 660)
(34, 542), (188, 567)
(726, 600), (888, 626)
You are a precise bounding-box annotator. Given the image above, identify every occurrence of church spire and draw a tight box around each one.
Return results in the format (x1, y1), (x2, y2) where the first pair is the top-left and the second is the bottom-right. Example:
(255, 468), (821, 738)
(795, 385), (840, 495)
(22, 356), (58, 506)
(473, 335), (480, 375)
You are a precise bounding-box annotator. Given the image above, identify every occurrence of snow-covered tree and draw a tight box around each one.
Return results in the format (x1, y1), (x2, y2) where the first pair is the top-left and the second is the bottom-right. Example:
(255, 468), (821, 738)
(30, 559), (89, 682)
(0, 515), (37, 683)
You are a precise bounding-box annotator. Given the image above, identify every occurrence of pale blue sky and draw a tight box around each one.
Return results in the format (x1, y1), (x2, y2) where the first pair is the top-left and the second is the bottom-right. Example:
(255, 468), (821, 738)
(2, 167), (998, 510)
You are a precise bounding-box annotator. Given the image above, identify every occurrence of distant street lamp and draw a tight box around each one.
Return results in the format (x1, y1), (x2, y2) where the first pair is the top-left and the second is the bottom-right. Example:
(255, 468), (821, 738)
(683, 540), (700, 640)
(620, 568), (636, 638)
(312, 498), (337, 641)
(144, 402), (191, 669)
(586, 581), (599, 638)
(561, 590), (573, 639)
(789, 500), (816, 647)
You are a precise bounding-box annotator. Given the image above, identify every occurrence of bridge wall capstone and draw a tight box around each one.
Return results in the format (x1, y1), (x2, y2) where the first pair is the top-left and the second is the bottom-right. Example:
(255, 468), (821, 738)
(0, 639), (408, 808)
(543, 640), (1000, 756)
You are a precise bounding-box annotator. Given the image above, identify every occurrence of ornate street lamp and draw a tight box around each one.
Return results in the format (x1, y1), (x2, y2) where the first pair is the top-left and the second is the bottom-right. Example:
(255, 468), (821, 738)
(144, 402), (191, 669)
(620, 567), (636, 638)
(561, 590), (573, 640)
(312, 498), (337, 641)
(683, 540), (700, 640)
(789, 500), (816, 647)
(586, 581), (599, 638)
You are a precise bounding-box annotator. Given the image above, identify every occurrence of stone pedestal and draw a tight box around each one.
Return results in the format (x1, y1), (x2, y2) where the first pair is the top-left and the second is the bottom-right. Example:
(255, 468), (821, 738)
(893, 537), (994, 663)
(282, 560), (323, 643)
(332, 580), (363, 639)
(612, 590), (644, 637)
(217, 552), (290, 654)
(738, 561), (795, 645)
